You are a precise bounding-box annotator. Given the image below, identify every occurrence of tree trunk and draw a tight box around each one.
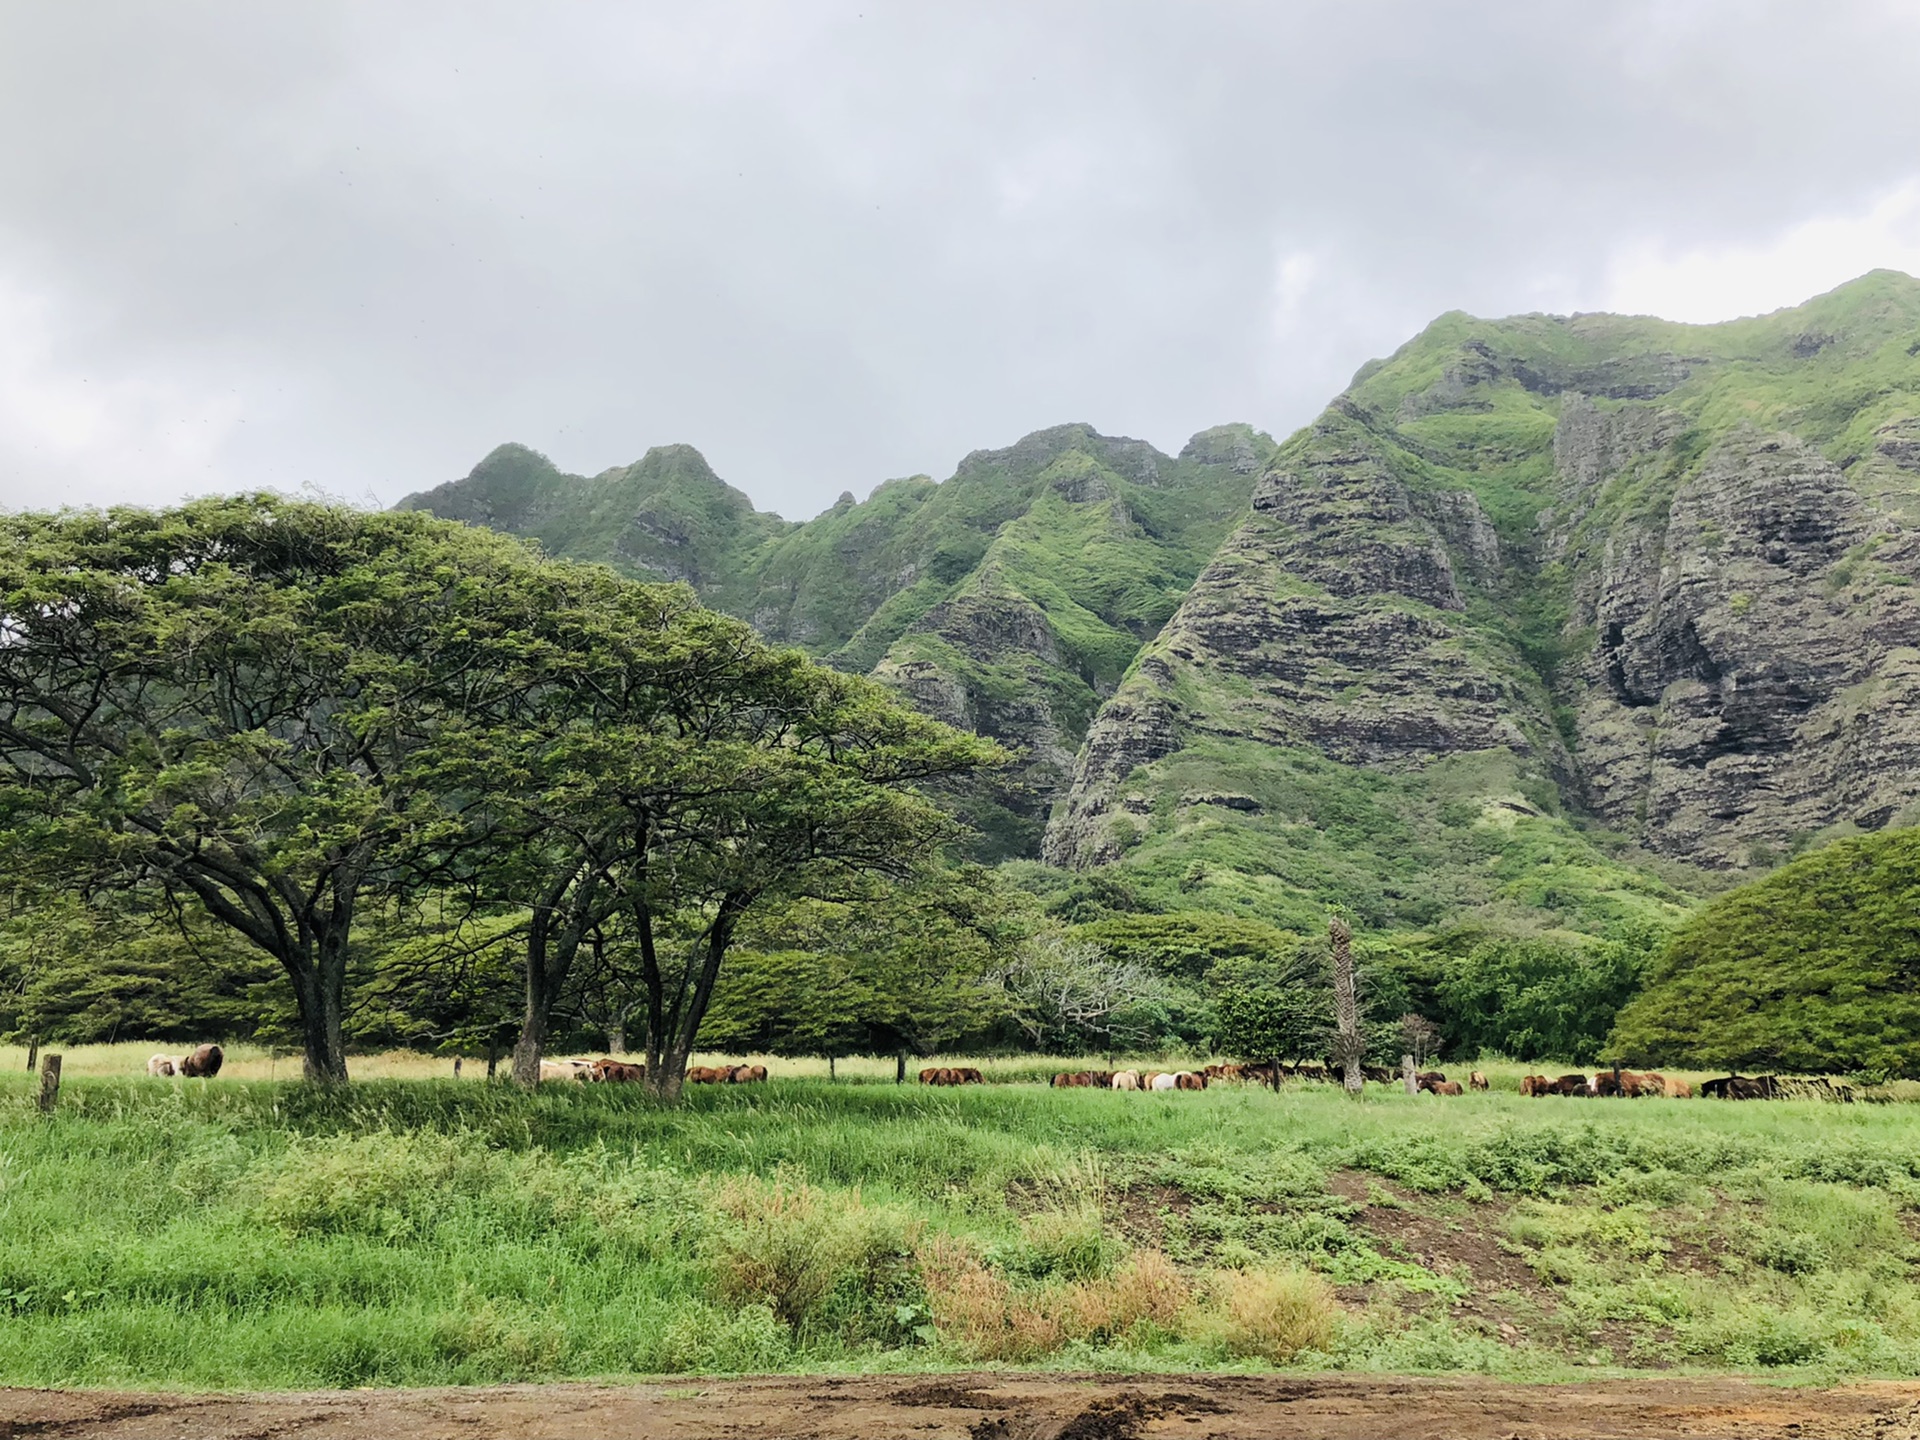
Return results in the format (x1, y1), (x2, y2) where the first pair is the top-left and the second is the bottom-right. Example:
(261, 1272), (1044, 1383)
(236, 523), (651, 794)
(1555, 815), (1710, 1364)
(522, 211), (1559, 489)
(643, 894), (747, 1104)
(828, 1055), (836, 1081)
(607, 1023), (626, 1055)
(512, 870), (600, 1087)
(289, 954), (350, 1084)
(1402, 1053), (1418, 1096)
(895, 1051), (906, 1084)
(647, 1044), (690, 1101)
(1331, 916), (1361, 1095)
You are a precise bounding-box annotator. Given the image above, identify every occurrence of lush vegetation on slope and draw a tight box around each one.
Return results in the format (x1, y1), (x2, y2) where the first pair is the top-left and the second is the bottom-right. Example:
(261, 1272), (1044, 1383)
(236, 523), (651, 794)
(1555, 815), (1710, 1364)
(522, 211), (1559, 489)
(1609, 827), (1920, 1077)
(4, 1073), (1919, 1386)
(1051, 270), (1920, 930)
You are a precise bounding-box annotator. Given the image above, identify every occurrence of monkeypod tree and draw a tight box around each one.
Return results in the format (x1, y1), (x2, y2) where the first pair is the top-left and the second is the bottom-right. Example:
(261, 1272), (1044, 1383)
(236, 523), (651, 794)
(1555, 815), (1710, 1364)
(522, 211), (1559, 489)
(0, 497), (574, 1081)
(428, 574), (1006, 1093)
(527, 662), (1002, 1097)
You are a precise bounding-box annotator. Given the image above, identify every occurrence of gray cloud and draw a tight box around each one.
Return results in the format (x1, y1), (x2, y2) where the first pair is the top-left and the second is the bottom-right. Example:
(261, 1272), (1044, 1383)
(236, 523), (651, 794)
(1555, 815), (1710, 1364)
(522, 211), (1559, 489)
(2, 1), (1918, 515)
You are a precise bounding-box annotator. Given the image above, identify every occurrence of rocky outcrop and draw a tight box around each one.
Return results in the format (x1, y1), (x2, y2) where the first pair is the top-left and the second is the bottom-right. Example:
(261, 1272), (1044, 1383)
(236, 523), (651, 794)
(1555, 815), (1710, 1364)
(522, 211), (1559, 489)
(1043, 416), (1558, 868)
(1565, 425), (1920, 864)
(1048, 271), (1920, 880)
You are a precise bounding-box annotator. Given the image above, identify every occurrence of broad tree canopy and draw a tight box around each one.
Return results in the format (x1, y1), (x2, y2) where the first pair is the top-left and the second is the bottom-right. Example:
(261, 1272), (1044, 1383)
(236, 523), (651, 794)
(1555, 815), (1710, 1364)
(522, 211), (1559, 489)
(0, 497), (579, 1080)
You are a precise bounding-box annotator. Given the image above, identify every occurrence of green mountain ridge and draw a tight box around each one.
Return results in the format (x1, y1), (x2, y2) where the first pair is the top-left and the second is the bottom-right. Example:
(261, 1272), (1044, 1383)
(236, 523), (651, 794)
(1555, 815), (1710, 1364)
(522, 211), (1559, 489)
(402, 270), (1920, 936)
(400, 422), (1273, 857)
(1045, 269), (1920, 929)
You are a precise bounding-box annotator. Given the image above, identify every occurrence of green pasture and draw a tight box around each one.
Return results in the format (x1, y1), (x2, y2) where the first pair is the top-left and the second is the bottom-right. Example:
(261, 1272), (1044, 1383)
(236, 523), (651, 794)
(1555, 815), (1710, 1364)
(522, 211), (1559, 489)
(1, 1068), (1916, 1388)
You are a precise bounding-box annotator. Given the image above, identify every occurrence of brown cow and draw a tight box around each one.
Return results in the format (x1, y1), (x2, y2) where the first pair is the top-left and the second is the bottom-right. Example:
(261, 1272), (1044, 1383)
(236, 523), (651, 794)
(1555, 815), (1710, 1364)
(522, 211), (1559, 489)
(590, 1059), (646, 1083)
(179, 1044), (224, 1078)
(686, 1065), (732, 1084)
(1428, 1080), (1464, 1096)
(955, 1067), (984, 1084)
(1552, 1074), (1590, 1095)
(1664, 1077), (1693, 1099)
(1469, 1071), (1489, 1091)
(728, 1064), (768, 1084)
(1519, 1075), (1549, 1096)
(1174, 1070), (1208, 1090)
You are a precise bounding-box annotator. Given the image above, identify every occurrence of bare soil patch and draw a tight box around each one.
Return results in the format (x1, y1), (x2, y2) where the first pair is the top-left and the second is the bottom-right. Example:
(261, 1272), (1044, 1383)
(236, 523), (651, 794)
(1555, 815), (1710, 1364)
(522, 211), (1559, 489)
(2, 1375), (1915, 1440)
(1327, 1171), (1657, 1366)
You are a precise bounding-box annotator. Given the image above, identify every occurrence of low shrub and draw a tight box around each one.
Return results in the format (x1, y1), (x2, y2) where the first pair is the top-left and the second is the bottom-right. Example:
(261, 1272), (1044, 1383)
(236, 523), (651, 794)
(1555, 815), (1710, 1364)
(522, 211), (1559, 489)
(919, 1239), (1189, 1361)
(1186, 1265), (1340, 1362)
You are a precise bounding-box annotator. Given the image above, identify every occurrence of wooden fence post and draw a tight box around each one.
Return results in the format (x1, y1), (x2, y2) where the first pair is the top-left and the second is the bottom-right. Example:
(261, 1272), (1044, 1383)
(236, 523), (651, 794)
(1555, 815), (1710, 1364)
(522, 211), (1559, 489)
(1402, 1053), (1418, 1096)
(36, 1054), (61, 1113)
(25, 1036), (37, 1073)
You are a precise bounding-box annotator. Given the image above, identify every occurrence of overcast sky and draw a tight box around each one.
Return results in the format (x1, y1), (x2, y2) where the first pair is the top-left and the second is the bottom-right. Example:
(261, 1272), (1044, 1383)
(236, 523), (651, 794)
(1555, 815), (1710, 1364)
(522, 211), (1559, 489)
(3, 2), (1920, 518)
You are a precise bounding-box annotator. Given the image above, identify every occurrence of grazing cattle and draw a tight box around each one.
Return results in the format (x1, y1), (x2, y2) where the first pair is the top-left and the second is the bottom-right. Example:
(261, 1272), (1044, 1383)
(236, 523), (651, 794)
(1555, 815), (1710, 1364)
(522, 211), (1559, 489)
(685, 1065), (733, 1084)
(1469, 1071), (1489, 1091)
(590, 1059), (646, 1083)
(1664, 1077), (1693, 1099)
(147, 1054), (184, 1077)
(1111, 1070), (1140, 1091)
(1361, 1065), (1398, 1084)
(1054, 1071), (1113, 1088)
(919, 1067), (976, 1086)
(1552, 1073), (1590, 1096)
(179, 1044), (224, 1078)
(1414, 1071), (1447, 1092)
(1144, 1071), (1177, 1092)
(539, 1059), (593, 1082)
(1703, 1074), (1785, 1100)
(1174, 1070), (1208, 1090)
(1428, 1080), (1464, 1096)
(1204, 1063), (1247, 1082)
(1519, 1074), (1550, 1096)
(729, 1064), (768, 1084)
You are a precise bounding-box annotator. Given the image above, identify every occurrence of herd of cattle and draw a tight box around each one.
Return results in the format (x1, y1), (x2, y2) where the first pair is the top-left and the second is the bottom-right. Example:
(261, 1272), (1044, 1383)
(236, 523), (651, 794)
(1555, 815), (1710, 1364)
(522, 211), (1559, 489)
(133, 1046), (1836, 1101)
(536, 1058), (769, 1084)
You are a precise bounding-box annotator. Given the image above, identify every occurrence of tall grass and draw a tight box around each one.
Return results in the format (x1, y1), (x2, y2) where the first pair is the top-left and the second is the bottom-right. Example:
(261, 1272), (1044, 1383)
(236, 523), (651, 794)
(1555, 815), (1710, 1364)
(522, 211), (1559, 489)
(1, 1064), (1917, 1386)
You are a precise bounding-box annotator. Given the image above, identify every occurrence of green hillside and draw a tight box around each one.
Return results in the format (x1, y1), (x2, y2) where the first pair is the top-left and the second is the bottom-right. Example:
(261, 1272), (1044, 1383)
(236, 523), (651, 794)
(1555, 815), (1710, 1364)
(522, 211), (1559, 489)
(1608, 826), (1920, 1076)
(404, 273), (1920, 938)
(402, 423), (1270, 858)
(1046, 271), (1920, 933)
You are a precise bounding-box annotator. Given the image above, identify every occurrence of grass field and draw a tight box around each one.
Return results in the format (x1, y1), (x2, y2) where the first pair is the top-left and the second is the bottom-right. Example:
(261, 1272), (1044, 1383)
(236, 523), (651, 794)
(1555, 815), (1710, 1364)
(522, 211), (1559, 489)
(2, 1050), (1917, 1389)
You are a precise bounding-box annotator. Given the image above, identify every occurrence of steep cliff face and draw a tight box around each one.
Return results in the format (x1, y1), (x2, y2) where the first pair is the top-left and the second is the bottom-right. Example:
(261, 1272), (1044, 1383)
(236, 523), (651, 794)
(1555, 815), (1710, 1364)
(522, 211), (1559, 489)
(403, 272), (1920, 927)
(1559, 410), (1920, 865)
(1045, 270), (1920, 926)
(401, 422), (1269, 858)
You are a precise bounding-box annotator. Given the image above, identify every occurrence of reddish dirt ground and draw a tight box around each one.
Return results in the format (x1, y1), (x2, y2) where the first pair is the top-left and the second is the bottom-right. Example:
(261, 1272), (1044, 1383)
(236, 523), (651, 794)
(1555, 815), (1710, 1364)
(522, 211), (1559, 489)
(3, 1375), (1917, 1440)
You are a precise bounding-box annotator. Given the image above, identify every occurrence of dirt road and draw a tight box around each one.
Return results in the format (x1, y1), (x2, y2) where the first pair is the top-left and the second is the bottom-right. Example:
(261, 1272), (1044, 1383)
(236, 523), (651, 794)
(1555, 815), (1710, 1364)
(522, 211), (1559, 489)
(4, 1374), (1917, 1440)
